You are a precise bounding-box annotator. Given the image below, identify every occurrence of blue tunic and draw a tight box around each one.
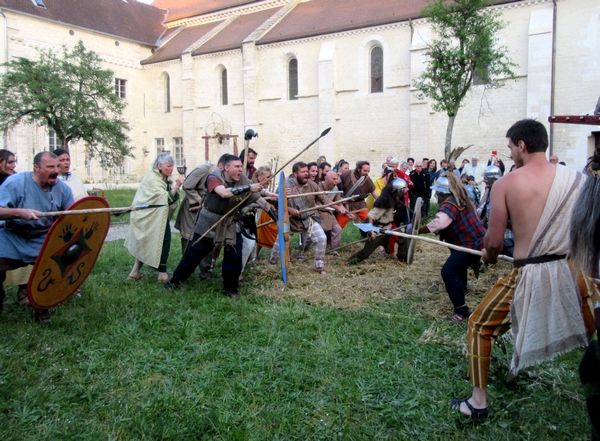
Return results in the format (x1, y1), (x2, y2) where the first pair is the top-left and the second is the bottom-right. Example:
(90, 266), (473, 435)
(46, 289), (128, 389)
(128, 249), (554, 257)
(0, 172), (74, 263)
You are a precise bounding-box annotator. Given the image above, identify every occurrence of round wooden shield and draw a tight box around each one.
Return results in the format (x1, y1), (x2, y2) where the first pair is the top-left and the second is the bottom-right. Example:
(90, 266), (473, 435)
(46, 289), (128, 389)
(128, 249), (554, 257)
(406, 197), (423, 265)
(27, 196), (111, 309)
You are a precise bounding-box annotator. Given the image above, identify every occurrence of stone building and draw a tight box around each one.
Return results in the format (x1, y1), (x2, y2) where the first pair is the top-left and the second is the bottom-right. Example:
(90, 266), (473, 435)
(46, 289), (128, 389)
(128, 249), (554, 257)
(0, 0), (598, 181)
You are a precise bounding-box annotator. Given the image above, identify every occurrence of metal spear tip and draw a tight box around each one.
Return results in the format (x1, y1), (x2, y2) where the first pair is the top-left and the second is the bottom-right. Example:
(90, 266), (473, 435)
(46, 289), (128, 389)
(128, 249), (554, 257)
(320, 127), (332, 137)
(134, 204), (167, 210)
(354, 223), (379, 233)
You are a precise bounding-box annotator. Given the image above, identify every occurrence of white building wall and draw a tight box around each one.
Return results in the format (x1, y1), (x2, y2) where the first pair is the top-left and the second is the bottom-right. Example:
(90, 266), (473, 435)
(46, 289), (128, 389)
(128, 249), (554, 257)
(6, 0), (596, 182)
(552, 0), (600, 169)
(0, 10), (155, 183)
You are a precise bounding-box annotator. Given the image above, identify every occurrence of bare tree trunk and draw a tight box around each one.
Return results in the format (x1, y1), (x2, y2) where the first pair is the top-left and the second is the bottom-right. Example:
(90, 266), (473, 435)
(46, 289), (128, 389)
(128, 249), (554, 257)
(445, 115), (456, 161)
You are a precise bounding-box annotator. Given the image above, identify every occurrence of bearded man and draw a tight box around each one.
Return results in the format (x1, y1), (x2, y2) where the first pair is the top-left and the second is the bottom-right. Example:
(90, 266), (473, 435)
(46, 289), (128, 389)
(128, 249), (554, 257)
(165, 154), (275, 298)
(0, 152), (74, 325)
(337, 161), (378, 229)
(270, 162), (339, 274)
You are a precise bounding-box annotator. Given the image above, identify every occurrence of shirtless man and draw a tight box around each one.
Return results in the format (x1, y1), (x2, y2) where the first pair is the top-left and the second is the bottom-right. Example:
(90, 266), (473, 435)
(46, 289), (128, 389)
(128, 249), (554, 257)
(450, 119), (592, 418)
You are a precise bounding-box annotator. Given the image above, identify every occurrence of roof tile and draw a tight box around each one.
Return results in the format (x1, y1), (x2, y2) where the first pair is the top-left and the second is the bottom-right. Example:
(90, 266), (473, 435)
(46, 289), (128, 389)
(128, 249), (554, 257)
(193, 7), (281, 56)
(142, 21), (225, 64)
(0, 0), (166, 46)
(153, 0), (257, 24)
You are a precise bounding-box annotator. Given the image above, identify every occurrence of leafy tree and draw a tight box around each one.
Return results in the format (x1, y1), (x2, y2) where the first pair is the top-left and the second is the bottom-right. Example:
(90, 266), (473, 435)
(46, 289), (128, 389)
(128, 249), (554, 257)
(0, 40), (131, 168)
(413, 0), (517, 161)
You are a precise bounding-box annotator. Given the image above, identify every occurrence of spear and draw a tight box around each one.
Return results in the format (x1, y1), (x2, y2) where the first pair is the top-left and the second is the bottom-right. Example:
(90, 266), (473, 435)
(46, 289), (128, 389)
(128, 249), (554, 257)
(354, 223), (514, 262)
(264, 190), (342, 200)
(256, 194), (365, 229)
(7, 204), (166, 218)
(190, 128), (332, 247)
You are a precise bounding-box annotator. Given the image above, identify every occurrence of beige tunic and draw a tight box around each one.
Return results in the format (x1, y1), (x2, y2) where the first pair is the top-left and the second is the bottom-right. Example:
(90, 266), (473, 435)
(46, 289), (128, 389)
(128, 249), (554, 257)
(509, 166), (587, 375)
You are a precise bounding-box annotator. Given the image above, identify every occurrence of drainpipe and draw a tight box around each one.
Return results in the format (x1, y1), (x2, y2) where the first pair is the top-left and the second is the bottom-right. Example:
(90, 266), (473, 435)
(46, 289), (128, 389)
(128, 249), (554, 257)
(549, 0), (557, 155)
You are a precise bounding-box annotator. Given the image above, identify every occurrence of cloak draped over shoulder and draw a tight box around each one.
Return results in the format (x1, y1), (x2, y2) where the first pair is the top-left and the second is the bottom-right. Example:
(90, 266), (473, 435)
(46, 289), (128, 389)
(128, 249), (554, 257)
(125, 169), (176, 269)
(510, 166), (588, 375)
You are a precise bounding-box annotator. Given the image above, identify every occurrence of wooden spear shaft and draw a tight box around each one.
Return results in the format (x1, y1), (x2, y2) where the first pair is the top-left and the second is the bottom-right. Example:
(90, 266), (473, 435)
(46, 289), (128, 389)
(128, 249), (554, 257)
(264, 190), (342, 200)
(377, 228), (514, 262)
(256, 195), (356, 229)
(190, 128), (333, 246)
(13, 205), (159, 217)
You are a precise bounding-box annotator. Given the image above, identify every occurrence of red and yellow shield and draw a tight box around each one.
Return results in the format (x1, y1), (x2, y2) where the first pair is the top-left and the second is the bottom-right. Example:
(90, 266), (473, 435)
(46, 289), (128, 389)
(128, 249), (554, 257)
(27, 196), (111, 309)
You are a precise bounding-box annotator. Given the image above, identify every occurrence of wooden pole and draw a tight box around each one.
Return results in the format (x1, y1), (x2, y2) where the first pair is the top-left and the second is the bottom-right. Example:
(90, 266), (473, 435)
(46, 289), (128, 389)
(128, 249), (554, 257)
(15, 205), (160, 218)
(264, 190), (342, 200)
(376, 228), (513, 263)
(256, 195), (357, 229)
(189, 128), (332, 246)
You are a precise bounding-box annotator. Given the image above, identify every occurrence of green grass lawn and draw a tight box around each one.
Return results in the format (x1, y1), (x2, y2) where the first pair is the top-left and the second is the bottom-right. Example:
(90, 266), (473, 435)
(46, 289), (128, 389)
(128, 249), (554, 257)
(0, 197), (592, 440)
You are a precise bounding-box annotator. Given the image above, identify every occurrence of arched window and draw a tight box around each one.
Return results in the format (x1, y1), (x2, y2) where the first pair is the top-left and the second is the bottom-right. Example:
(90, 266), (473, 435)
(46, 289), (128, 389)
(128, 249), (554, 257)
(221, 68), (228, 105)
(370, 46), (383, 93)
(288, 57), (298, 100)
(164, 74), (171, 113)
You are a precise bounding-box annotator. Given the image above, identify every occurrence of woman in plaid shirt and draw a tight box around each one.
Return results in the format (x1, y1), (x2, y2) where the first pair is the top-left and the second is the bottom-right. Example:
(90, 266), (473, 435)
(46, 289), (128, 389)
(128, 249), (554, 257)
(418, 172), (486, 322)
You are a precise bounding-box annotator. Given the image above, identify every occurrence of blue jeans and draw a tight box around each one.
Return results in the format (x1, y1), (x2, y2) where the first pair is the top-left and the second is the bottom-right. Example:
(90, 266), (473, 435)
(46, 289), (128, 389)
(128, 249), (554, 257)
(440, 250), (480, 315)
(170, 232), (243, 294)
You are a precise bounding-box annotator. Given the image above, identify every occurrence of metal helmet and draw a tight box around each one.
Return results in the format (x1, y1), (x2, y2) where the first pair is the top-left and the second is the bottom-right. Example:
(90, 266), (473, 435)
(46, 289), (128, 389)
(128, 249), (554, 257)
(431, 176), (451, 194)
(484, 165), (501, 187)
(392, 178), (407, 191)
(244, 129), (258, 140)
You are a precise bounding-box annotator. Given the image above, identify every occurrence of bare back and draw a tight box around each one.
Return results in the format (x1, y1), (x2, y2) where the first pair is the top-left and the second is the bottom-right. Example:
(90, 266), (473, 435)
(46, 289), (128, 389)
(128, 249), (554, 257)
(486, 155), (556, 260)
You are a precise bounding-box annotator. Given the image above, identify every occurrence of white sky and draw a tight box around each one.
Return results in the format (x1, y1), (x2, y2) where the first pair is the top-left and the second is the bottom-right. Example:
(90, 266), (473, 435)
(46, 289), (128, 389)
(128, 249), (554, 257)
(136, 0), (153, 4)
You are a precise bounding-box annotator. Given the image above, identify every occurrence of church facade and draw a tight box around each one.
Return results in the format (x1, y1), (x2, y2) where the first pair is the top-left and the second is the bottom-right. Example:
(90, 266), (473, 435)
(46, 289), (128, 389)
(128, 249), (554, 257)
(1, 0), (598, 181)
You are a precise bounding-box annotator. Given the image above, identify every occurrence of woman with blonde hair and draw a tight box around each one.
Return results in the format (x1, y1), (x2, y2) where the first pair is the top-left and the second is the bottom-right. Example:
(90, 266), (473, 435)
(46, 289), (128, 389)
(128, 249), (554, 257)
(418, 172), (486, 322)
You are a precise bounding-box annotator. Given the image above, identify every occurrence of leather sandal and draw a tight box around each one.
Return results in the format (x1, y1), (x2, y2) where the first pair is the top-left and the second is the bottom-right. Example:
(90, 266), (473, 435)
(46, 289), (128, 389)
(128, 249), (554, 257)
(17, 287), (30, 305)
(448, 313), (468, 323)
(449, 398), (488, 419)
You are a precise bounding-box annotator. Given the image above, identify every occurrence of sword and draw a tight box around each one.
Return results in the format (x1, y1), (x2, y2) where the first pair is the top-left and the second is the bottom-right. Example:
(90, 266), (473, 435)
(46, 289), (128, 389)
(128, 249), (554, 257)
(345, 175), (366, 198)
(354, 223), (514, 262)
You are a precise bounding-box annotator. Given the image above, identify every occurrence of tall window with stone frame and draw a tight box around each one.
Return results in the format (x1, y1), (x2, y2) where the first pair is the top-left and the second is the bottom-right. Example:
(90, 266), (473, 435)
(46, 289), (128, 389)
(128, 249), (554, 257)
(370, 46), (383, 93)
(288, 57), (298, 100)
(156, 138), (165, 157)
(49, 128), (60, 151)
(164, 74), (171, 113)
(114, 78), (127, 98)
(174, 138), (183, 166)
(220, 68), (228, 105)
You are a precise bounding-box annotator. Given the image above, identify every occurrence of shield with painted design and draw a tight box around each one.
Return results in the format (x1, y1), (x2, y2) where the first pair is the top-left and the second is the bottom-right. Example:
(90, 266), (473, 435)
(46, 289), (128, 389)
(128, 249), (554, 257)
(406, 197), (423, 265)
(27, 196), (111, 309)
